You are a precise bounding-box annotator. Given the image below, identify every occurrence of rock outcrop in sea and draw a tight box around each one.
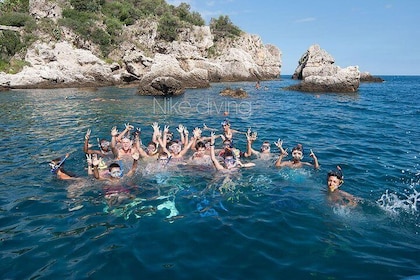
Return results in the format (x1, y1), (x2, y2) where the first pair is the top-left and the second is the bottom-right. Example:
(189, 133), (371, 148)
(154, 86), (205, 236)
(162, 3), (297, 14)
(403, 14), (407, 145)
(0, 0), (281, 94)
(288, 44), (360, 93)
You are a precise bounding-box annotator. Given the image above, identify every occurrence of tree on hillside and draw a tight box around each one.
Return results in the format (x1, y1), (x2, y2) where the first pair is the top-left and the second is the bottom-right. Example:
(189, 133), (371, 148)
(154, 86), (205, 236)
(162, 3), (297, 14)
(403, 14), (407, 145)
(210, 15), (242, 41)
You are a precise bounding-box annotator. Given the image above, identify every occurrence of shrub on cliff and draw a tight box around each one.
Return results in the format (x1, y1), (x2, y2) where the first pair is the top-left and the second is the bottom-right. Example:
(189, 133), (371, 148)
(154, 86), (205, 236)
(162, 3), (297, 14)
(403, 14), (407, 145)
(210, 15), (242, 41)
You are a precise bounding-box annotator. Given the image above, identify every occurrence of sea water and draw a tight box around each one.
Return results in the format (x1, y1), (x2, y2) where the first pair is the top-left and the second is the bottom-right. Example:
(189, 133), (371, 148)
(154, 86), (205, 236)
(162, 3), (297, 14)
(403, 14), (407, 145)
(0, 76), (419, 279)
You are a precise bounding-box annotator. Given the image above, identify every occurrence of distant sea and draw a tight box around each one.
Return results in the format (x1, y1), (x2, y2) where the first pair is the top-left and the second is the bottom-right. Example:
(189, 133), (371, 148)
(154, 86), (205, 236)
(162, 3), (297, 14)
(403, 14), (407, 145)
(0, 76), (419, 279)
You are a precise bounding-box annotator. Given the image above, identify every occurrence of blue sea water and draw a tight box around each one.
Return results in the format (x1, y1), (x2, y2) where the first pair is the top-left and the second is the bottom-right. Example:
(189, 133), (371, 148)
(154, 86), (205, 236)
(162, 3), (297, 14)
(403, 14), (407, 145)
(0, 76), (419, 279)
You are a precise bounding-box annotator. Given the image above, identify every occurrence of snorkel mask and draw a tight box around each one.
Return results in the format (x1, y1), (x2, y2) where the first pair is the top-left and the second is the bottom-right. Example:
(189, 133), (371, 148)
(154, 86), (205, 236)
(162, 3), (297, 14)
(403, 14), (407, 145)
(110, 169), (123, 178)
(291, 144), (304, 160)
(260, 143), (271, 152)
(224, 157), (236, 168)
(100, 140), (110, 150)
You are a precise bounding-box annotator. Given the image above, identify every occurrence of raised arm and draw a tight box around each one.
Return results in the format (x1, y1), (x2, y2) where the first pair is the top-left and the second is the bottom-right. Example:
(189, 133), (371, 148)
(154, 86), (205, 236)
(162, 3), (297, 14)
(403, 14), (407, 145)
(210, 132), (224, 171)
(274, 139), (288, 167)
(126, 153), (139, 177)
(243, 128), (259, 158)
(309, 149), (320, 169)
(116, 123), (133, 143)
(110, 126), (119, 158)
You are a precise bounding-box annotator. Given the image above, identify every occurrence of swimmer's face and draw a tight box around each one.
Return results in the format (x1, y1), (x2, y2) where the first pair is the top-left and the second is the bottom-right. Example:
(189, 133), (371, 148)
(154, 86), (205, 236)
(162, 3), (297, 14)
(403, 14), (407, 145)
(260, 144), (271, 153)
(195, 147), (206, 157)
(169, 143), (181, 154)
(121, 138), (131, 151)
(224, 156), (236, 169)
(110, 167), (122, 178)
(146, 144), (156, 155)
(100, 140), (110, 150)
(327, 176), (341, 192)
(292, 150), (303, 160)
(223, 142), (232, 149)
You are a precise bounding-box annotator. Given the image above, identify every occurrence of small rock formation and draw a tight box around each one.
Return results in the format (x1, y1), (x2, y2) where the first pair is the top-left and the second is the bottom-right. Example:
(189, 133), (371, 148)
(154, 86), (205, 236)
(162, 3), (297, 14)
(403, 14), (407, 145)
(289, 44), (360, 93)
(137, 76), (185, 96)
(220, 87), (248, 98)
(360, 72), (384, 82)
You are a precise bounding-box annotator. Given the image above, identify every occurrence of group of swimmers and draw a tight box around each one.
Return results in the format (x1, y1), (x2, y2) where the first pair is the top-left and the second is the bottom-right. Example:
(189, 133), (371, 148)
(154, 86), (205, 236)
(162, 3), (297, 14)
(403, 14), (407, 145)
(49, 119), (358, 209)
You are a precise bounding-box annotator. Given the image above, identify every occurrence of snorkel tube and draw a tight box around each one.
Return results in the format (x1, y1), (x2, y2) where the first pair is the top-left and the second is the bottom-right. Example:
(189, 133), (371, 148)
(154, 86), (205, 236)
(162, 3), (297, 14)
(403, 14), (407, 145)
(50, 154), (69, 173)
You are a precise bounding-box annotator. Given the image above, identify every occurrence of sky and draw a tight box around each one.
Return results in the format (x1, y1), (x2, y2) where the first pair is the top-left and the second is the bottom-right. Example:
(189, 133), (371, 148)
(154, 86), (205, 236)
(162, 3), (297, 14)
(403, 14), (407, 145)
(167, 0), (420, 75)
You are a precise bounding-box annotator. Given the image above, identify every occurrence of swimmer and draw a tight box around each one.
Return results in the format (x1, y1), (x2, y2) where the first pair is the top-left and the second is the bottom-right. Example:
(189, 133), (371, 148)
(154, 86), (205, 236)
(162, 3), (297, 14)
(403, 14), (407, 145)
(83, 129), (113, 157)
(49, 153), (78, 180)
(111, 125), (138, 160)
(189, 140), (212, 166)
(92, 152), (139, 207)
(157, 126), (197, 162)
(274, 141), (319, 169)
(326, 166), (358, 207)
(209, 132), (255, 171)
(243, 128), (272, 160)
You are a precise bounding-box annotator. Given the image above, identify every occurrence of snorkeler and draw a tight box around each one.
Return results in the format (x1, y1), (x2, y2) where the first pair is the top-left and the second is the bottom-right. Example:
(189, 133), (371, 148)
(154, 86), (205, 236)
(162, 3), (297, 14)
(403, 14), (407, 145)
(50, 153), (78, 180)
(110, 125), (139, 160)
(83, 129), (113, 157)
(157, 126), (197, 162)
(92, 152), (139, 206)
(326, 166), (358, 207)
(243, 128), (272, 160)
(209, 132), (255, 171)
(274, 141), (319, 169)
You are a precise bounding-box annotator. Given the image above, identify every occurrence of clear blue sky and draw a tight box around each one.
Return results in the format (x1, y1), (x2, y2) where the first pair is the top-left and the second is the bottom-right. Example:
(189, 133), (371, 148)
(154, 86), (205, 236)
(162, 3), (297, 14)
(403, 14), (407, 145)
(168, 0), (420, 75)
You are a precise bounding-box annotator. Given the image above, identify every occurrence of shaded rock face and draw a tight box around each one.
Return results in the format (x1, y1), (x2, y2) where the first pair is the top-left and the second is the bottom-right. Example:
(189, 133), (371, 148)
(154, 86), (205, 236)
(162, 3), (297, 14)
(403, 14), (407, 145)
(360, 72), (384, 82)
(219, 87), (248, 98)
(137, 76), (185, 96)
(289, 44), (360, 93)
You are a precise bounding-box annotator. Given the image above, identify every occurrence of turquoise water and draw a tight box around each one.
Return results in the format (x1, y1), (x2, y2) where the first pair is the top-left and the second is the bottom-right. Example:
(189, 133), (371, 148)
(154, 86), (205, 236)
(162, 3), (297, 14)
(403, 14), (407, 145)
(0, 76), (419, 279)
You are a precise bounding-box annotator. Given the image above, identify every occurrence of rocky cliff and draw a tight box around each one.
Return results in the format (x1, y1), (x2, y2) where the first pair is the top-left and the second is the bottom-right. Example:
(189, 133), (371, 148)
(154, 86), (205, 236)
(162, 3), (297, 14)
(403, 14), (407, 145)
(0, 0), (281, 92)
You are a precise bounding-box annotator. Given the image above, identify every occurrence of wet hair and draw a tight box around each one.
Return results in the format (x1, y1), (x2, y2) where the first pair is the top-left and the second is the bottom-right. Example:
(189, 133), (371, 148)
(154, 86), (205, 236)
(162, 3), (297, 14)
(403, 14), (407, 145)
(223, 150), (234, 159)
(223, 139), (233, 148)
(195, 141), (206, 149)
(147, 142), (157, 148)
(292, 143), (304, 154)
(327, 166), (344, 180)
(108, 162), (121, 171)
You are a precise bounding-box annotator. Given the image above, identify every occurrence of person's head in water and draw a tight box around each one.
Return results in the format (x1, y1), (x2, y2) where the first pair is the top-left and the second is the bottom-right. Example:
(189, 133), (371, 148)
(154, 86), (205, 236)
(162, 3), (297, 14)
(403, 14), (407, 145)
(49, 154), (76, 179)
(168, 141), (182, 155)
(146, 142), (158, 156)
(291, 144), (304, 161)
(223, 150), (237, 169)
(327, 166), (344, 192)
(120, 137), (132, 152)
(99, 139), (111, 152)
(260, 141), (271, 153)
(194, 141), (206, 157)
(222, 139), (233, 150)
(109, 163), (122, 179)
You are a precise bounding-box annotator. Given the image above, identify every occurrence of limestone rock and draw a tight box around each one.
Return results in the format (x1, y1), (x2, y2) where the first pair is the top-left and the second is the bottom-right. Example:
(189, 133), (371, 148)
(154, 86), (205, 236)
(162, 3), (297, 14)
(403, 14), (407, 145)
(360, 72), (384, 82)
(137, 76), (185, 96)
(0, 16), (281, 89)
(289, 44), (360, 93)
(0, 42), (117, 88)
(220, 87), (248, 98)
(29, 0), (63, 21)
